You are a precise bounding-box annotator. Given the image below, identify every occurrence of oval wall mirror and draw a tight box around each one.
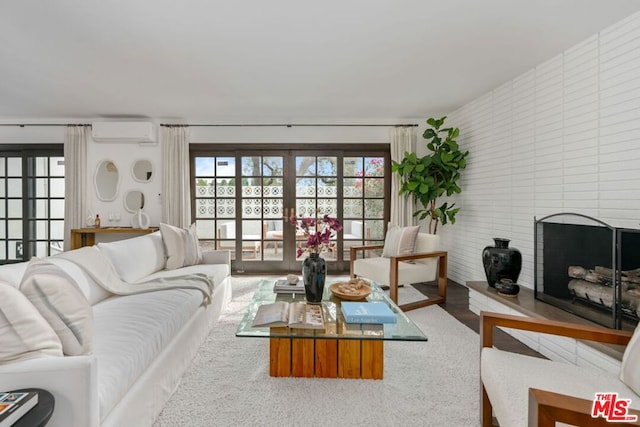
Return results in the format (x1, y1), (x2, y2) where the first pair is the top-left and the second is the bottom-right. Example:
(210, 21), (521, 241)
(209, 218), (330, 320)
(124, 190), (145, 213)
(132, 159), (153, 182)
(94, 160), (120, 201)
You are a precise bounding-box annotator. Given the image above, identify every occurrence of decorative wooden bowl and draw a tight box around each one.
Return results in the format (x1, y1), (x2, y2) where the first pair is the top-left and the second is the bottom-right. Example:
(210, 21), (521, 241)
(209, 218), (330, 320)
(329, 283), (372, 301)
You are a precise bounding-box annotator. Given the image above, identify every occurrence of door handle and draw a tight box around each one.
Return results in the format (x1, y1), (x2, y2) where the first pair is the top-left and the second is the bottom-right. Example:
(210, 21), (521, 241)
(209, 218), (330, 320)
(284, 207), (295, 220)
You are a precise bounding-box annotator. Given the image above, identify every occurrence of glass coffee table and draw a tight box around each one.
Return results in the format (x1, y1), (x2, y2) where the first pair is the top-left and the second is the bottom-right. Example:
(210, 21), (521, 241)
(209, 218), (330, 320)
(236, 279), (427, 379)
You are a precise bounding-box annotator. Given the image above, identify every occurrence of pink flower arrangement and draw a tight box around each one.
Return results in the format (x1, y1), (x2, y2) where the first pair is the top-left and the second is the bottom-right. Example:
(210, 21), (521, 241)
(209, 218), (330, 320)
(289, 214), (343, 257)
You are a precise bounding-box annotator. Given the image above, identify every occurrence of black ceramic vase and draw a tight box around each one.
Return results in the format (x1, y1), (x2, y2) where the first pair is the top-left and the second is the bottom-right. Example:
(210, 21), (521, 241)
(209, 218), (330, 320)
(482, 238), (522, 290)
(302, 253), (326, 303)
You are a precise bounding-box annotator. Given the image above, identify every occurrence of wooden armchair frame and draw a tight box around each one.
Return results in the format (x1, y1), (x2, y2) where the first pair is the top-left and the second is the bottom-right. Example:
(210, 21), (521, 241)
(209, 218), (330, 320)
(349, 244), (447, 311)
(480, 311), (638, 427)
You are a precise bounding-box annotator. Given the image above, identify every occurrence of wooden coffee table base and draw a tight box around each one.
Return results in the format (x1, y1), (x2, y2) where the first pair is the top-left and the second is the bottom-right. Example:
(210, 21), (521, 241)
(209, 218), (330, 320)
(270, 337), (384, 379)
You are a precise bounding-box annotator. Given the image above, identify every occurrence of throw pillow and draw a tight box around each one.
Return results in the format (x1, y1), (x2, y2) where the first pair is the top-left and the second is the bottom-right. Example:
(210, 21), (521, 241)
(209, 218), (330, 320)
(160, 222), (203, 270)
(47, 257), (113, 305)
(0, 281), (63, 364)
(620, 321), (640, 395)
(20, 259), (94, 356)
(97, 232), (166, 283)
(382, 225), (420, 257)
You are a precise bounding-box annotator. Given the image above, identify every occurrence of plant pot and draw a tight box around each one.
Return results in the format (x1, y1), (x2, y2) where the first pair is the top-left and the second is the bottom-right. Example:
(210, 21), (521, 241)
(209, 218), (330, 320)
(302, 253), (326, 303)
(482, 238), (522, 288)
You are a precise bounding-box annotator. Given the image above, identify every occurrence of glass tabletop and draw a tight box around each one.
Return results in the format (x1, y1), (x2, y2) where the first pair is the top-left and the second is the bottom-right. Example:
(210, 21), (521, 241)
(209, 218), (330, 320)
(235, 278), (428, 341)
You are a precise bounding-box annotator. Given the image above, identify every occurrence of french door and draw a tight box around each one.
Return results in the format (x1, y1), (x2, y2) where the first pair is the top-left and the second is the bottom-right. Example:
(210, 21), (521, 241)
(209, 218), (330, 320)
(191, 144), (389, 274)
(0, 146), (65, 264)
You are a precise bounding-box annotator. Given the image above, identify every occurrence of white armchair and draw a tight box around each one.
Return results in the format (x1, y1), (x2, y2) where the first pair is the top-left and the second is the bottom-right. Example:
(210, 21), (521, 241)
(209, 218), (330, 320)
(480, 312), (640, 426)
(350, 232), (447, 311)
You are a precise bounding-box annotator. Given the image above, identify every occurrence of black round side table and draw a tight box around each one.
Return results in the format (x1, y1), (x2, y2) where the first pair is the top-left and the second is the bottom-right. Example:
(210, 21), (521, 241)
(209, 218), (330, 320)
(8, 388), (54, 427)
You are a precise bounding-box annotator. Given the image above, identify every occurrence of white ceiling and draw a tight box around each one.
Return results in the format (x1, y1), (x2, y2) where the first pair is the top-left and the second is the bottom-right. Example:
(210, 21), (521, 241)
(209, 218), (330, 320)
(2, 0), (640, 124)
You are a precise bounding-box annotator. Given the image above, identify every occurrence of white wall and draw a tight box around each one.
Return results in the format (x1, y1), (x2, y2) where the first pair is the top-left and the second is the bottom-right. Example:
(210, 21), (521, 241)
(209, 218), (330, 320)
(0, 125), (163, 229)
(86, 138), (162, 228)
(441, 12), (640, 289)
(0, 123), (395, 238)
(0, 126), (65, 144)
(189, 125), (395, 144)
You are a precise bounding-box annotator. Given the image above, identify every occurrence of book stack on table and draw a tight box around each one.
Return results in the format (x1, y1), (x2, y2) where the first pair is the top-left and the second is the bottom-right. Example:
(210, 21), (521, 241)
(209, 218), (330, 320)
(273, 279), (305, 294)
(252, 301), (325, 330)
(0, 391), (38, 427)
(341, 302), (397, 324)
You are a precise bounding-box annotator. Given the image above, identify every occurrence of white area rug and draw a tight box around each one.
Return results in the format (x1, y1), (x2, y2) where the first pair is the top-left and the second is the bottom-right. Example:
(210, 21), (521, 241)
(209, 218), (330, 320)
(154, 277), (480, 427)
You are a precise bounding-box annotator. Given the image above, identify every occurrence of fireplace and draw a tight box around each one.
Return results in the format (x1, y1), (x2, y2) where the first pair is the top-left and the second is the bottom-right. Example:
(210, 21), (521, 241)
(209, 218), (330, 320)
(534, 213), (640, 331)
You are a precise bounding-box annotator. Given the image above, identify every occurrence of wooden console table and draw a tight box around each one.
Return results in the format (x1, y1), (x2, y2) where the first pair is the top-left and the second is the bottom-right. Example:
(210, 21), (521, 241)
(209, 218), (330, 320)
(70, 227), (159, 249)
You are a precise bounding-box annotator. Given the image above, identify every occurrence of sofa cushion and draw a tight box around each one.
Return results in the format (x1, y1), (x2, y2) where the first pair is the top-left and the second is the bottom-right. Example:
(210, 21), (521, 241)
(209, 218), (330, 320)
(352, 256), (435, 286)
(20, 259), (94, 356)
(413, 233), (440, 270)
(0, 262), (28, 288)
(92, 288), (204, 419)
(139, 263), (230, 290)
(482, 347), (640, 426)
(47, 257), (112, 305)
(382, 225), (420, 257)
(0, 281), (63, 364)
(98, 232), (166, 282)
(414, 232), (438, 253)
(160, 223), (202, 270)
(620, 321), (640, 395)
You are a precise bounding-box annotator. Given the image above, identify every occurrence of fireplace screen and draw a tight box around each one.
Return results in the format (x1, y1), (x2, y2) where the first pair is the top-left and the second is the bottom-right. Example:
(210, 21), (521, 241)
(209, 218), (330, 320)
(534, 213), (640, 331)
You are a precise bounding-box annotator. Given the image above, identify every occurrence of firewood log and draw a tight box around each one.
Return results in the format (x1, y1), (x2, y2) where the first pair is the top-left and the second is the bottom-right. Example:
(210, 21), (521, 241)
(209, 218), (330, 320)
(568, 266), (612, 286)
(594, 266), (640, 284)
(568, 279), (615, 308)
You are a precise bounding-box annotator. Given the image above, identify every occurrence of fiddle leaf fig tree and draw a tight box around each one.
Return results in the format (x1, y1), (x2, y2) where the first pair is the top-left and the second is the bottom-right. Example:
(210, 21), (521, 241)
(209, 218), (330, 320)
(392, 116), (469, 234)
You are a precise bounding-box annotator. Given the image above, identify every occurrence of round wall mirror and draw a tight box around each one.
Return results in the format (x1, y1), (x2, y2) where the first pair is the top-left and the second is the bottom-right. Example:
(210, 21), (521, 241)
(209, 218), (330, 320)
(132, 159), (153, 182)
(94, 160), (120, 201)
(124, 190), (145, 213)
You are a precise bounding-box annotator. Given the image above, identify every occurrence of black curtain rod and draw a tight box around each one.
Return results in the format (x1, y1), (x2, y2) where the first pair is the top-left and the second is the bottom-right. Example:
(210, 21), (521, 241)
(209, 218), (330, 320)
(160, 123), (418, 128)
(0, 123), (91, 127)
(0, 123), (420, 128)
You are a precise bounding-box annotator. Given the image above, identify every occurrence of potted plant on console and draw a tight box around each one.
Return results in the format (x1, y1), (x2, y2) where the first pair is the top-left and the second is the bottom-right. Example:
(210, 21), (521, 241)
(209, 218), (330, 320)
(392, 116), (469, 234)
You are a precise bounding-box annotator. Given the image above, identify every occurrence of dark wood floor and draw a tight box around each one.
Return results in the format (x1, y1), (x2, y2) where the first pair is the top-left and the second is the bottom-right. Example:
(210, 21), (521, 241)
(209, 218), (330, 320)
(415, 279), (544, 358)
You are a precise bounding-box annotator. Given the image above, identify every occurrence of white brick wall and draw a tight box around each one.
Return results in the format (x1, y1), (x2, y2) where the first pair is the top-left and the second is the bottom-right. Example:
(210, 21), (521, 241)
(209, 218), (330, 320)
(442, 11), (640, 290)
(469, 289), (622, 373)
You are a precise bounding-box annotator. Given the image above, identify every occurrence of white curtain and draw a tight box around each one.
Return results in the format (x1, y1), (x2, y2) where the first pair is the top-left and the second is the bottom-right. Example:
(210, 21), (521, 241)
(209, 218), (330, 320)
(161, 126), (191, 227)
(390, 126), (416, 227)
(63, 126), (87, 250)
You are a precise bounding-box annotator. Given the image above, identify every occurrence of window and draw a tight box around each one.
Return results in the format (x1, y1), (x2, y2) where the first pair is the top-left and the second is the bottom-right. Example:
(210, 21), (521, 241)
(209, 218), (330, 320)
(191, 144), (389, 273)
(0, 145), (64, 263)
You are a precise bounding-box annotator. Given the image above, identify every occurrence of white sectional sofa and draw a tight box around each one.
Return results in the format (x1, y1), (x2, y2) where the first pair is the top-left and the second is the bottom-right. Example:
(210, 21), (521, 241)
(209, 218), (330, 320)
(0, 230), (232, 427)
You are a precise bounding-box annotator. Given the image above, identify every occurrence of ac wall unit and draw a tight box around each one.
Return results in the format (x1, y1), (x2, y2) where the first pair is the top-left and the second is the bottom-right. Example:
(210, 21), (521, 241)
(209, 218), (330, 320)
(91, 121), (157, 144)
